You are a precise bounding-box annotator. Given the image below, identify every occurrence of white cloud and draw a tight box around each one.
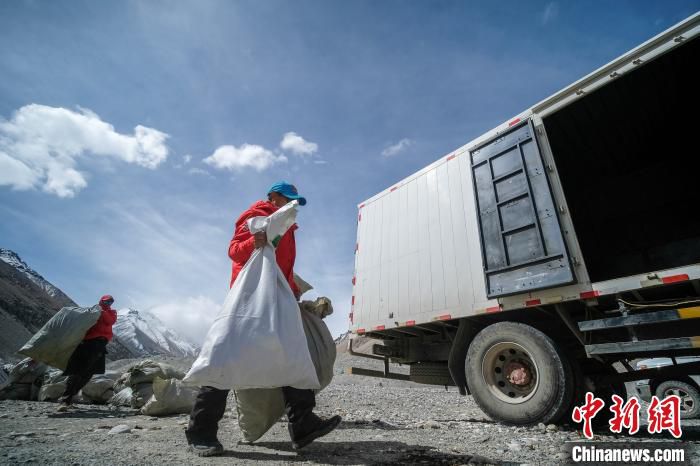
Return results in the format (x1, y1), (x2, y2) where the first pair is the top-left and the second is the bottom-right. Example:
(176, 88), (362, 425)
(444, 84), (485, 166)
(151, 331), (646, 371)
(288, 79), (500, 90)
(183, 154), (192, 164)
(541, 2), (558, 25)
(149, 295), (220, 346)
(280, 131), (318, 156)
(381, 138), (413, 157)
(203, 143), (287, 172)
(188, 167), (211, 176)
(0, 104), (169, 197)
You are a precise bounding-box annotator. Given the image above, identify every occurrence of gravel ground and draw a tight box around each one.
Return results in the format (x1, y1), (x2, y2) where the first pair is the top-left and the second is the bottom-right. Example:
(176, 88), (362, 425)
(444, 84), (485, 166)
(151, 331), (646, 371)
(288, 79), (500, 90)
(1, 355), (699, 465)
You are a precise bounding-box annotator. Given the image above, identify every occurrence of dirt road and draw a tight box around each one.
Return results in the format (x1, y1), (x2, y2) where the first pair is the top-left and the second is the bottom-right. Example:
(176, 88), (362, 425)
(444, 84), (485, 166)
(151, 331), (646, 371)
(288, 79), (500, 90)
(2, 371), (699, 465)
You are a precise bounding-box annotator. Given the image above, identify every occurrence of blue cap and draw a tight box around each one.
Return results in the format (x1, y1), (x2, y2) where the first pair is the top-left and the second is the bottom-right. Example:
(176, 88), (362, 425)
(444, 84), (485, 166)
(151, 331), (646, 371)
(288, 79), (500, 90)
(268, 181), (307, 206)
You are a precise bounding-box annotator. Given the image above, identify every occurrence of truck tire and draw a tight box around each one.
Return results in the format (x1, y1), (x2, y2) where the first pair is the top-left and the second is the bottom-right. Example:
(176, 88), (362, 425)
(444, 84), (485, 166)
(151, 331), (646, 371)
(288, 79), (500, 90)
(410, 362), (455, 386)
(465, 322), (574, 425)
(655, 380), (700, 419)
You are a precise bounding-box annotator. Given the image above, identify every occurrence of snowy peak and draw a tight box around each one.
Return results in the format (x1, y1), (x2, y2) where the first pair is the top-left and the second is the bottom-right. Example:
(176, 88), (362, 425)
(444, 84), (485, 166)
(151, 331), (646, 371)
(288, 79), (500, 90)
(0, 248), (72, 303)
(113, 307), (199, 358)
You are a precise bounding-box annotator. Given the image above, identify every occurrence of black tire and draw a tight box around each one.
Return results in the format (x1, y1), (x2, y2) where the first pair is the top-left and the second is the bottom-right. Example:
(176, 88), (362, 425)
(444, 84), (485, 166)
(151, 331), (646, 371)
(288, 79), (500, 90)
(655, 380), (700, 419)
(410, 362), (455, 386)
(465, 322), (574, 425)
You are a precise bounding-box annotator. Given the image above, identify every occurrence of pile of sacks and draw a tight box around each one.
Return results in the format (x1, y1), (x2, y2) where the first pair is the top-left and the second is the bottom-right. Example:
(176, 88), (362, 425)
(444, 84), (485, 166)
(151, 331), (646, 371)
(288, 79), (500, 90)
(109, 360), (199, 415)
(0, 357), (199, 416)
(0, 358), (47, 401)
(37, 369), (120, 404)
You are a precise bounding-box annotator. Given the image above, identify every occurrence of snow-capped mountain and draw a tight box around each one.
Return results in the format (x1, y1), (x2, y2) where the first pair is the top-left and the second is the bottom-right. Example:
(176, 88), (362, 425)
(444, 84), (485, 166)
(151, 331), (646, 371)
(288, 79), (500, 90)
(0, 248), (73, 303)
(113, 308), (199, 358)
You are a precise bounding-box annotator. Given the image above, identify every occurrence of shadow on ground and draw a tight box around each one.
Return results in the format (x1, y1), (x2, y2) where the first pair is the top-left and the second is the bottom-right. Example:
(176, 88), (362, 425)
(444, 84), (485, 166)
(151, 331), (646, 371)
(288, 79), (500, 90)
(223, 441), (502, 465)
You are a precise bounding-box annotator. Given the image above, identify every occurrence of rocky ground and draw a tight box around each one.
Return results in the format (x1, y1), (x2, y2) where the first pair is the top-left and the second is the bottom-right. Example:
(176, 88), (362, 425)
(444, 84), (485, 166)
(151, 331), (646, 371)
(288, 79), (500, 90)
(1, 353), (699, 465)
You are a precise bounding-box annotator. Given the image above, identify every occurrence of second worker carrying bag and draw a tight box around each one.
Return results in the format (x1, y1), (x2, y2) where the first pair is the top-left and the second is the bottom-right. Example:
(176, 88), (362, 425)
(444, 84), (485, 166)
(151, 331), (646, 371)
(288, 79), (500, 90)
(184, 201), (320, 390)
(18, 306), (102, 371)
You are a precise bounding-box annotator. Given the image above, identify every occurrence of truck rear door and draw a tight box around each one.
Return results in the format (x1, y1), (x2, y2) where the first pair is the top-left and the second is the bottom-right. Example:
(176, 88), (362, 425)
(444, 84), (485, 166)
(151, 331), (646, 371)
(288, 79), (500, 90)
(470, 121), (575, 298)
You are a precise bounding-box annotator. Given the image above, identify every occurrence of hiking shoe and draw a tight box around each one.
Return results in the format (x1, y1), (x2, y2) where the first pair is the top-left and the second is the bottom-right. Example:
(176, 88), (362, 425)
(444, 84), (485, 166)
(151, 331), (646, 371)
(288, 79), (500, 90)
(187, 440), (224, 457)
(56, 401), (70, 412)
(289, 413), (342, 450)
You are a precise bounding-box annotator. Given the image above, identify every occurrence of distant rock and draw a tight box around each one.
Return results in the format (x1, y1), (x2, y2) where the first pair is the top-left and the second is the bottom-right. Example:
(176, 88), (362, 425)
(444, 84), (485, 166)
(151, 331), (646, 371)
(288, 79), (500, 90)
(108, 425), (131, 434)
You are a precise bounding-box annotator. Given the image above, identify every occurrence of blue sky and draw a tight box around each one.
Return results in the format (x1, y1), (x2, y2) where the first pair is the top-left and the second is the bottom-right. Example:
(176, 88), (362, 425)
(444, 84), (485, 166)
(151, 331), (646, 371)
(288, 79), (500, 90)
(1, 1), (698, 343)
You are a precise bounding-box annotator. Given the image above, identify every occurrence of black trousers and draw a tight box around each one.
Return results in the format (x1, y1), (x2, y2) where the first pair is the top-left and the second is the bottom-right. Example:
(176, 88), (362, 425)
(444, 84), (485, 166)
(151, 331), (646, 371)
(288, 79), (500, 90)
(59, 337), (108, 403)
(186, 386), (316, 442)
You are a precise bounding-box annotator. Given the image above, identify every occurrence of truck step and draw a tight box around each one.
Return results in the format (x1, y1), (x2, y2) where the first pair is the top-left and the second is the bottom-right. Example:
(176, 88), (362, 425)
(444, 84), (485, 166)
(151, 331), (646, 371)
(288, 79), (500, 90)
(344, 367), (410, 381)
(585, 336), (700, 355)
(578, 306), (700, 331)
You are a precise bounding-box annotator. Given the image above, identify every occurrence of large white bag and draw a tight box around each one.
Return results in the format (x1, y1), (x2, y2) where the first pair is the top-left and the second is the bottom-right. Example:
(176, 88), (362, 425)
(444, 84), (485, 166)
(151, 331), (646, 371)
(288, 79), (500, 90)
(184, 201), (319, 390)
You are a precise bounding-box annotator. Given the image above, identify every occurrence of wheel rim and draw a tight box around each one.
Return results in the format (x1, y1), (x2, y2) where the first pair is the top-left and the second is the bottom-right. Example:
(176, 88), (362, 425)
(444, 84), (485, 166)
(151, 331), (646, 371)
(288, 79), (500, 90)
(481, 341), (539, 404)
(663, 387), (695, 414)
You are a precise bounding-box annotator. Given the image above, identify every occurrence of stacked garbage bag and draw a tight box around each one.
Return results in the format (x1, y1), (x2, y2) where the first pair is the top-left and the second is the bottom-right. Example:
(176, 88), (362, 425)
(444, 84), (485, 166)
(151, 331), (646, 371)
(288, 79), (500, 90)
(108, 360), (198, 414)
(0, 358), (47, 401)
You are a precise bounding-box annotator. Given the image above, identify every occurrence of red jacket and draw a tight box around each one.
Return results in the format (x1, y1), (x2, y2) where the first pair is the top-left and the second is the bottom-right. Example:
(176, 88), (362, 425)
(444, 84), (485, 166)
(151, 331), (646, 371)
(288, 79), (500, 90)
(84, 303), (117, 341)
(228, 200), (300, 297)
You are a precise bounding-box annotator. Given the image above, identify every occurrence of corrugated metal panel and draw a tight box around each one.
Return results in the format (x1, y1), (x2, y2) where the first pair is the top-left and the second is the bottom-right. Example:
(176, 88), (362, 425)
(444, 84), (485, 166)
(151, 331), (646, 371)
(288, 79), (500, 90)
(426, 169), (446, 312)
(353, 152), (496, 329)
(447, 156), (474, 310)
(406, 180), (421, 317)
(416, 175), (433, 314)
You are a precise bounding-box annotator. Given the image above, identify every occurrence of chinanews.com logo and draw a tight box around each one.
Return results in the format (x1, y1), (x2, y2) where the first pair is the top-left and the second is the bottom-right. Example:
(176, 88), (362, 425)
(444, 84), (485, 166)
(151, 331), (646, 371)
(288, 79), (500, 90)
(572, 392), (683, 439)
(567, 393), (689, 465)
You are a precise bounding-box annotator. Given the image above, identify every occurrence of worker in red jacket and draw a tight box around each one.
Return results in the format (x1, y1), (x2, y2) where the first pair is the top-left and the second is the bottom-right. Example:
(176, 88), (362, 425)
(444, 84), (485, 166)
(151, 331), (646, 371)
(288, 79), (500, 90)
(57, 295), (117, 411)
(185, 181), (341, 457)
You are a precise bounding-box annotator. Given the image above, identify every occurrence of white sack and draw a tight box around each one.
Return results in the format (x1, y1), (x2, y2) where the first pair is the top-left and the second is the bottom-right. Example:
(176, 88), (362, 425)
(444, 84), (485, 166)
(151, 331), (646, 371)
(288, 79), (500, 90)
(109, 387), (133, 407)
(141, 377), (199, 416)
(38, 370), (67, 402)
(18, 306), (101, 370)
(184, 201), (319, 390)
(81, 373), (119, 404)
(131, 382), (155, 409)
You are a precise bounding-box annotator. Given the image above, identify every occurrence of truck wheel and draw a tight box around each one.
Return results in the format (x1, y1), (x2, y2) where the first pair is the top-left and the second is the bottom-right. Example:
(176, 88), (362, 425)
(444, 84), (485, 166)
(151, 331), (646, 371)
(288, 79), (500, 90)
(465, 322), (574, 425)
(655, 380), (700, 419)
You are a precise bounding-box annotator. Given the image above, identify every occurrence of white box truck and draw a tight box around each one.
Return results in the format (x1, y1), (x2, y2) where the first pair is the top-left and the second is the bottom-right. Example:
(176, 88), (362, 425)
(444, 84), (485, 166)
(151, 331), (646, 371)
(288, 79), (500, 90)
(348, 13), (700, 425)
